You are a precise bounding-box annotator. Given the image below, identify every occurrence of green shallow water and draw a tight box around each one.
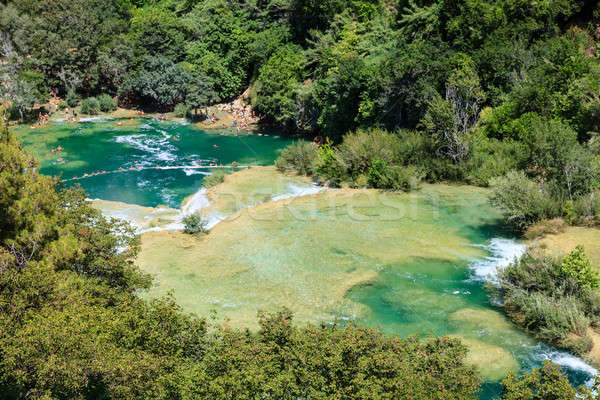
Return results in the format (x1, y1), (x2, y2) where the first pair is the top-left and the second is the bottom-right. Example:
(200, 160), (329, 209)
(14, 118), (293, 207)
(17, 119), (597, 397)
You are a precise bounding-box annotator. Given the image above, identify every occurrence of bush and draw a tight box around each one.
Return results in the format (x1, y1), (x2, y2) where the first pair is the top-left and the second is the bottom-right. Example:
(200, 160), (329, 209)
(80, 97), (100, 115)
(367, 160), (423, 191)
(489, 170), (559, 231)
(174, 103), (191, 118)
(57, 101), (68, 110)
(275, 140), (319, 175)
(496, 247), (600, 355)
(334, 129), (401, 175)
(183, 212), (208, 235)
(66, 88), (79, 107)
(314, 140), (345, 186)
(467, 137), (527, 186)
(97, 94), (117, 112)
(561, 245), (599, 289)
(575, 190), (600, 226)
(203, 170), (227, 188)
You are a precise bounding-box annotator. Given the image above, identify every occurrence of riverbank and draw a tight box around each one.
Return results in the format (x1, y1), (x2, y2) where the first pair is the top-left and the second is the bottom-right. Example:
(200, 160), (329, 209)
(19, 91), (261, 133)
(530, 226), (600, 366)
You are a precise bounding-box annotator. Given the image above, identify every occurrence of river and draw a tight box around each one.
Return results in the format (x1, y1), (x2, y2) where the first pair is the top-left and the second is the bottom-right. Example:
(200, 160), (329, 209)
(16, 118), (597, 398)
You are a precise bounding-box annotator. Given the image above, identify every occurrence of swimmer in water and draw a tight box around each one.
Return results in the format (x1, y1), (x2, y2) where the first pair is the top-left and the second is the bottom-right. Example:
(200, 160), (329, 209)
(213, 144), (218, 148)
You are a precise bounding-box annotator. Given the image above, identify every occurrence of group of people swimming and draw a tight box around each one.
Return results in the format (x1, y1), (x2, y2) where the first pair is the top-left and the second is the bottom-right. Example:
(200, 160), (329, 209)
(30, 112), (50, 129)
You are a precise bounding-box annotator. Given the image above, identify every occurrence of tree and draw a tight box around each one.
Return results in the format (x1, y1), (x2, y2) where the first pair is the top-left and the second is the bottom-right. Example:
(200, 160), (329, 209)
(489, 170), (554, 231)
(0, 33), (40, 120)
(422, 63), (484, 163)
(253, 44), (306, 130)
(120, 56), (190, 109)
(185, 71), (220, 117)
(561, 245), (599, 289)
(501, 361), (577, 400)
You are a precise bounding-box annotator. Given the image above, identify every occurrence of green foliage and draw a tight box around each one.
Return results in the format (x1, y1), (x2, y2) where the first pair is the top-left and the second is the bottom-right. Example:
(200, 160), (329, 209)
(97, 94), (117, 112)
(57, 100), (68, 110)
(129, 7), (185, 61)
(314, 140), (345, 186)
(66, 88), (79, 108)
(80, 97), (100, 115)
(182, 212), (208, 235)
(561, 245), (599, 289)
(495, 247), (600, 355)
(489, 171), (559, 231)
(174, 103), (191, 118)
(253, 45), (306, 130)
(367, 160), (423, 190)
(120, 56), (190, 109)
(275, 140), (319, 175)
(501, 361), (577, 400)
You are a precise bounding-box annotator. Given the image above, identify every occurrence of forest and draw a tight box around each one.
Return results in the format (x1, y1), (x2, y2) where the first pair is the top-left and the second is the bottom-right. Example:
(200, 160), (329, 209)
(2, 0), (600, 229)
(2, 0), (600, 398)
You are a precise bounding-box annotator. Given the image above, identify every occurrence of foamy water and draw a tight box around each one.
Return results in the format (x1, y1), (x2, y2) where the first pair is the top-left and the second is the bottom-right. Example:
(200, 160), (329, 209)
(271, 184), (322, 201)
(95, 177), (326, 236)
(470, 238), (527, 281)
(471, 238), (598, 385)
(114, 131), (177, 162)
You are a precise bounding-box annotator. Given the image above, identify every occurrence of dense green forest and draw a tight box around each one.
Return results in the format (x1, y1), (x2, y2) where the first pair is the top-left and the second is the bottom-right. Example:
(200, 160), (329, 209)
(4, 0), (598, 228)
(2, 0), (600, 397)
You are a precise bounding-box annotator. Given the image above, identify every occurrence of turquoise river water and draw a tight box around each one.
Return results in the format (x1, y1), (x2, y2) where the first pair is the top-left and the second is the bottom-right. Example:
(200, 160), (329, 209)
(15, 118), (598, 398)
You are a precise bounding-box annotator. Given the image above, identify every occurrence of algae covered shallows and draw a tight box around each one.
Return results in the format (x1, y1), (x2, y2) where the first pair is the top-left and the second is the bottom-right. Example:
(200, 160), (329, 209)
(19, 119), (599, 394)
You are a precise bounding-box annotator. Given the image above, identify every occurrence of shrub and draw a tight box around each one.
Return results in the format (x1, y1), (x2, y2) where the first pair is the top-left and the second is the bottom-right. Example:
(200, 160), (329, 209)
(489, 170), (558, 231)
(501, 361), (578, 399)
(97, 94), (117, 112)
(183, 212), (208, 235)
(561, 245), (599, 289)
(203, 170), (227, 188)
(57, 101), (68, 110)
(66, 88), (79, 107)
(367, 160), (423, 191)
(314, 140), (345, 186)
(174, 103), (191, 118)
(334, 129), (401, 175)
(467, 137), (527, 186)
(275, 140), (319, 175)
(80, 97), (100, 115)
(575, 190), (600, 226)
(496, 248), (600, 355)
